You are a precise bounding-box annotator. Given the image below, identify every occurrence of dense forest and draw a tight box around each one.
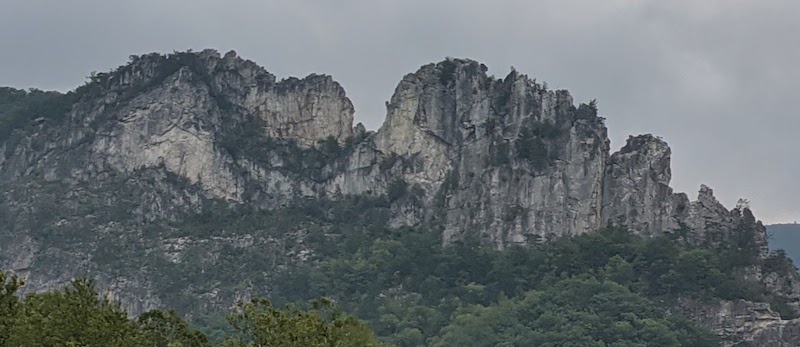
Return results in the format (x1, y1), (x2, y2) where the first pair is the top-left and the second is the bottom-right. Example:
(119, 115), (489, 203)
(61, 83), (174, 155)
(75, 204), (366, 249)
(4, 220), (794, 346)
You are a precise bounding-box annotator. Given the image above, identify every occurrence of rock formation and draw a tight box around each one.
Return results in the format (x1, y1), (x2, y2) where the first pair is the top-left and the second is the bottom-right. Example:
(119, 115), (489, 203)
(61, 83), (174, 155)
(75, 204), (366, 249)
(0, 50), (794, 345)
(372, 60), (609, 246)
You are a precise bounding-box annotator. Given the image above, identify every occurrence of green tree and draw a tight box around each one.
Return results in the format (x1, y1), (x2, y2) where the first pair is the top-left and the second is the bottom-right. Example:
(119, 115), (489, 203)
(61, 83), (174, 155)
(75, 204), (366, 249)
(0, 271), (23, 345)
(6, 278), (141, 347)
(431, 279), (719, 347)
(223, 298), (388, 347)
(138, 309), (212, 347)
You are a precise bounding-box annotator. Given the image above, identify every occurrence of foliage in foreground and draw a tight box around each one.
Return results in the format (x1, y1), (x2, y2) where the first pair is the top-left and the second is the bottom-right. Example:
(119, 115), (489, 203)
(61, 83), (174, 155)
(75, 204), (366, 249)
(0, 272), (386, 347)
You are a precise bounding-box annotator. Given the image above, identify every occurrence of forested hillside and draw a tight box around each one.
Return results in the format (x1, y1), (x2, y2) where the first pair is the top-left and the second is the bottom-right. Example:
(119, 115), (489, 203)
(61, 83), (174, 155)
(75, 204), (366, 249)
(4, 220), (794, 346)
(181, 215), (790, 346)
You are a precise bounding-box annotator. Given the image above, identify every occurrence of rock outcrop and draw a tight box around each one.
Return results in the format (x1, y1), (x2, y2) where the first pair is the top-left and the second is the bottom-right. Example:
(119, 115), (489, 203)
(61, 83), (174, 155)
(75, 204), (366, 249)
(0, 50), (793, 344)
(601, 135), (768, 250)
(602, 134), (681, 236)
(374, 60), (609, 245)
(680, 298), (800, 346)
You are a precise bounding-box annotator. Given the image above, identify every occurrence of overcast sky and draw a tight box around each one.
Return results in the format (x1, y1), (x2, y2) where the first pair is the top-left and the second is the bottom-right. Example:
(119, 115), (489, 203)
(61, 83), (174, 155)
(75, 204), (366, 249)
(1, 0), (798, 223)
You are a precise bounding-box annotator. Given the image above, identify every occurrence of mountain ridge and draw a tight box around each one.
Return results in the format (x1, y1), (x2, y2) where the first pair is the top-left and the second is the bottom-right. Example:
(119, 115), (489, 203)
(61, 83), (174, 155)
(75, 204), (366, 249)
(1, 49), (798, 345)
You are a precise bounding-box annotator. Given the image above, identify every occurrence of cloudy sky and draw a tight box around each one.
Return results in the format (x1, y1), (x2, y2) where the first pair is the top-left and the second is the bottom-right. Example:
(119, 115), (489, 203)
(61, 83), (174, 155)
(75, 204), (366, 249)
(2, 0), (798, 223)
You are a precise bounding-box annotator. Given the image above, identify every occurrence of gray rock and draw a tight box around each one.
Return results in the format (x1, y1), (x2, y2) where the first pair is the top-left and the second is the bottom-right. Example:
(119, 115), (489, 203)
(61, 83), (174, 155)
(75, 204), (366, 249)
(374, 59), (609, 246)
(679, 298), (800, 346)
(0, 50), (792, 344)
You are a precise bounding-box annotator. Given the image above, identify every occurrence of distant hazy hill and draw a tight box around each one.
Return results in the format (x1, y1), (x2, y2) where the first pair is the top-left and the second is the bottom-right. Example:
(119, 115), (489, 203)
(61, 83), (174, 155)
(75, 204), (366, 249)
(767, 224), (800, 263)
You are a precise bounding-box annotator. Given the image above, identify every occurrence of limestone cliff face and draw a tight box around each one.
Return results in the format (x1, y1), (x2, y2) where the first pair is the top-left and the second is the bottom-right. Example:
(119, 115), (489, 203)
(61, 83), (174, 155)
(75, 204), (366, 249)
(202, 50), (355, 146)
(602, 134), (680, 236)
(90, 65), (243, 201)
(371, 60), (765, 251)
(375, 60), (608, 245)
(0, 50), (793, 344)
(0, 49), (368, 314)
(5, 53), (753, 248)
(602, 135), (769, 251)
(1, 49), (358, 203)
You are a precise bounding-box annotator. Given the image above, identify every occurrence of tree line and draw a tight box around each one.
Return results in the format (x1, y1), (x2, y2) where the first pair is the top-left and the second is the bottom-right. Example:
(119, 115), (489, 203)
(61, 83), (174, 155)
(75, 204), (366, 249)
(0, 271), (387, 347)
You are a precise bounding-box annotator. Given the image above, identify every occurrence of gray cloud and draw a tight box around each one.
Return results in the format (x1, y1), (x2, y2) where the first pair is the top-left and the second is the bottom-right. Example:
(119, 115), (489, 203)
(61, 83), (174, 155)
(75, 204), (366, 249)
(2, 0), (798, 222)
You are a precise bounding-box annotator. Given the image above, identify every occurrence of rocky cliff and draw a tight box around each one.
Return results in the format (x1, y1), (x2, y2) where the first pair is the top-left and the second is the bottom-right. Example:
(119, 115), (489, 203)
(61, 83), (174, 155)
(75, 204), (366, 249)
(0, 50), (795, 345)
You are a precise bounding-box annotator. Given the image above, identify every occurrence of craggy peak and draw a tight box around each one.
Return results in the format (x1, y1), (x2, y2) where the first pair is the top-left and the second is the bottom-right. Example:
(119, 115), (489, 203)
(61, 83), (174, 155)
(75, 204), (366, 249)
(1, 49), (798, 346)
